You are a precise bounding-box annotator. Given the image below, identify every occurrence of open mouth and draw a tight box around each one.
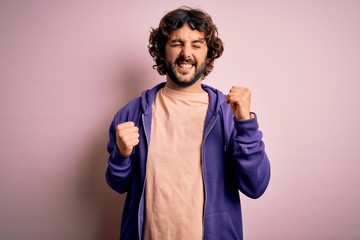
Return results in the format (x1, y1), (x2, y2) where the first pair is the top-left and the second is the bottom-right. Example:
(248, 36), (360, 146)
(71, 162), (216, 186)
(178, 63), (194, 69)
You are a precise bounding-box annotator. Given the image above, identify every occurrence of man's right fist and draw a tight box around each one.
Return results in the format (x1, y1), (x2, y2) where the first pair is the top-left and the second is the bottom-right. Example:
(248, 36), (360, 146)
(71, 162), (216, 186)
(116, 121), (140, 156)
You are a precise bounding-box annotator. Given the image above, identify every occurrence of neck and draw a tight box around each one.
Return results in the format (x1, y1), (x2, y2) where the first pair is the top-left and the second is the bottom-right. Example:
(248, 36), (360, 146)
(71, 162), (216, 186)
(165, 77), (205, 93)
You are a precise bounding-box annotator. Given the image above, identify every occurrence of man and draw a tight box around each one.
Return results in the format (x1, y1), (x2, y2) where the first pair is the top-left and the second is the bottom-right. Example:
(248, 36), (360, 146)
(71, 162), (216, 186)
(106, 6), (271, 240)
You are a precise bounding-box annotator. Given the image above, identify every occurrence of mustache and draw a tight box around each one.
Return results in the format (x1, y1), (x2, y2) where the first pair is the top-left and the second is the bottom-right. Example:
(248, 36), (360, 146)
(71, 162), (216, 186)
(175, 57), (196, 65)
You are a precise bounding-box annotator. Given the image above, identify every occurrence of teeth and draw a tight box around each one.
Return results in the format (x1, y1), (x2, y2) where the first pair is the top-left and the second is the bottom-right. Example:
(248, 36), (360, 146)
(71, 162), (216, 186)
(179, 63), (192, 69)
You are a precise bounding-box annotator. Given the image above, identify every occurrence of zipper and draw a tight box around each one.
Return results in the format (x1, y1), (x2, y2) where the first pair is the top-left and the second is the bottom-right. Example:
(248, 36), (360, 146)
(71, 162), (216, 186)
(201, 114), (219, 239)
(138, 113), (149, 240)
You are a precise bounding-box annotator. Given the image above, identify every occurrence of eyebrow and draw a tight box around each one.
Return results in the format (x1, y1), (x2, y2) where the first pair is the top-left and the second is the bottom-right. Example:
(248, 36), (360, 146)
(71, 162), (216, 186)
(170, 38), (206, 44)
(193, 38), (206, 44)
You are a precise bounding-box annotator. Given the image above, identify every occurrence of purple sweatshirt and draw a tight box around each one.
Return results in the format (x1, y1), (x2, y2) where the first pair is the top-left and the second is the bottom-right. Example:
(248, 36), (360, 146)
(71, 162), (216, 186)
(106, 82), (271, 240)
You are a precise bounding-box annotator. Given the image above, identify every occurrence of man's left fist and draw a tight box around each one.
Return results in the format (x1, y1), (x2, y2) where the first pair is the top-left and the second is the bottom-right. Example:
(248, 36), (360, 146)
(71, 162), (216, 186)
(226, 86), (252, 120)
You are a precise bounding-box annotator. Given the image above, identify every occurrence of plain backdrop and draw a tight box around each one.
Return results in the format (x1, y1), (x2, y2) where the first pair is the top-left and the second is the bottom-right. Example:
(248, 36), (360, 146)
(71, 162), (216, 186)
(1, 0), (359, 239)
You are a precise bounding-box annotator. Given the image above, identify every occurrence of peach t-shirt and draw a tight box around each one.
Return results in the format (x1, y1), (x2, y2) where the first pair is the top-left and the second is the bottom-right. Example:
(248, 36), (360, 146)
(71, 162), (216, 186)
(144, 86), (209, 240)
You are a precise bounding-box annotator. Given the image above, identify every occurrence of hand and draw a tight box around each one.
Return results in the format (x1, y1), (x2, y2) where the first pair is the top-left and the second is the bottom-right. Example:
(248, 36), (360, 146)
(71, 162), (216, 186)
(226, 86), (252, 120)
(116, 121), (139, 156)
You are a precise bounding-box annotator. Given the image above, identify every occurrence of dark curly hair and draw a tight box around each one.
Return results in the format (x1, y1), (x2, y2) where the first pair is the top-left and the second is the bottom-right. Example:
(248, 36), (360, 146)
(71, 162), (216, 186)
(148, 6), (224, 78)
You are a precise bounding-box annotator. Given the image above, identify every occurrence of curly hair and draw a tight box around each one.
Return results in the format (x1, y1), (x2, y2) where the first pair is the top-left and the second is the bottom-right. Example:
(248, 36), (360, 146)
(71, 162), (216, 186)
(148, 6), (224, 78)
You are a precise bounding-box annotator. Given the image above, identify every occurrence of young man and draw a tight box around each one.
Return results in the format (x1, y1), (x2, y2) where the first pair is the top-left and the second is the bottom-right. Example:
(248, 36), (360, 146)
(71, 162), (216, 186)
(106, 6), (271, 240)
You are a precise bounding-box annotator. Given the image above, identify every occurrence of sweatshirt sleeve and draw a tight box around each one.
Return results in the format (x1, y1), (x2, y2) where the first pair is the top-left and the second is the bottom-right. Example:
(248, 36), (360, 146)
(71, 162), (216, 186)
(105, 114), (133, 194)
(231, 114), (271, 199)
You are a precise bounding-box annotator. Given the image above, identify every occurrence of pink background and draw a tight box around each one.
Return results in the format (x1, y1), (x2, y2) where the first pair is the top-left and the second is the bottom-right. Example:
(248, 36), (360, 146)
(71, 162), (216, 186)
(1, 0), (359, 239)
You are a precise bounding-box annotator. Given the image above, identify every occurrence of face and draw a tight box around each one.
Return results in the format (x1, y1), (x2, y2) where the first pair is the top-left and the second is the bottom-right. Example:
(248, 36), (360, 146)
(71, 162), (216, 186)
(164, 23), (208, 90)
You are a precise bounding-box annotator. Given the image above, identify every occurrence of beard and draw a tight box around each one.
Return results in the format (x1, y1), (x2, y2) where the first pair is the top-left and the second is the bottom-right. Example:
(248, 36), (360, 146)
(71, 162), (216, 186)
(164, 57), (207, 87)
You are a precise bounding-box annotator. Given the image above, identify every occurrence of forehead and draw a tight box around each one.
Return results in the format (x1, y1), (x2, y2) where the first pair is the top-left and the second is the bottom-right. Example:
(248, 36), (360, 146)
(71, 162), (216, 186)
(168, 23), (206, 41)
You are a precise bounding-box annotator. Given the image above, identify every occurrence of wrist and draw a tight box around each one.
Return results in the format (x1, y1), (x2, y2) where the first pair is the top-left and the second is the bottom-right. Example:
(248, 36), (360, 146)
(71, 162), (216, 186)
(235, 112), (253, 120)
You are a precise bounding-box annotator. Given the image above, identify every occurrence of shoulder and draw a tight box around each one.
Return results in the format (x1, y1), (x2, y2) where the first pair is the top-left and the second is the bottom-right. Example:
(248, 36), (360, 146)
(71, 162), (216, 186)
(112, 82), (165, 124)
(113, 97), (142, 124)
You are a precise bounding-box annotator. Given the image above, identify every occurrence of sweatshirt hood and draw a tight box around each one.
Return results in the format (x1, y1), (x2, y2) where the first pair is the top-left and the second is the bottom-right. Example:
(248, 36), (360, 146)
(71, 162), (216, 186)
(140, 82), (227, 116)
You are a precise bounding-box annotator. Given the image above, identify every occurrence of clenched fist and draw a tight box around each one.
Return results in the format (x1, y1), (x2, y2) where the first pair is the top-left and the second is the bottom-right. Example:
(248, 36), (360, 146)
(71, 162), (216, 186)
(226, 86), (253, 120)
(116, 121), (139, 156)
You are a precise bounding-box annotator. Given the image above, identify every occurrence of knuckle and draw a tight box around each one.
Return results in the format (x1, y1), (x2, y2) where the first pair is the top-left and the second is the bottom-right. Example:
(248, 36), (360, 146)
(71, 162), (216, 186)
(243, 87), (251, 93)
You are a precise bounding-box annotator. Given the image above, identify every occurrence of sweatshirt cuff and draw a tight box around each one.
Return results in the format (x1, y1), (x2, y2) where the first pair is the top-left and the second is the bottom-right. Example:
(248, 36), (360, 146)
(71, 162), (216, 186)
(109, 146), (131, 163)
(234, 112), (261, 139)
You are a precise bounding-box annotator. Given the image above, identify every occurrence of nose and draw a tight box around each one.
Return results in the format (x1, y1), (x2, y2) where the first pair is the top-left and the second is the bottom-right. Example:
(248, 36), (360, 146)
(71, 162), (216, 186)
(181, 44), (192, 59)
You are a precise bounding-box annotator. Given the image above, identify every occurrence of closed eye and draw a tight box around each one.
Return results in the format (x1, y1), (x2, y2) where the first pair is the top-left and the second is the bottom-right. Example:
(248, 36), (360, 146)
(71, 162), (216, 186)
(170, 39), (183, 47)
(192, 39), (206, 49)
